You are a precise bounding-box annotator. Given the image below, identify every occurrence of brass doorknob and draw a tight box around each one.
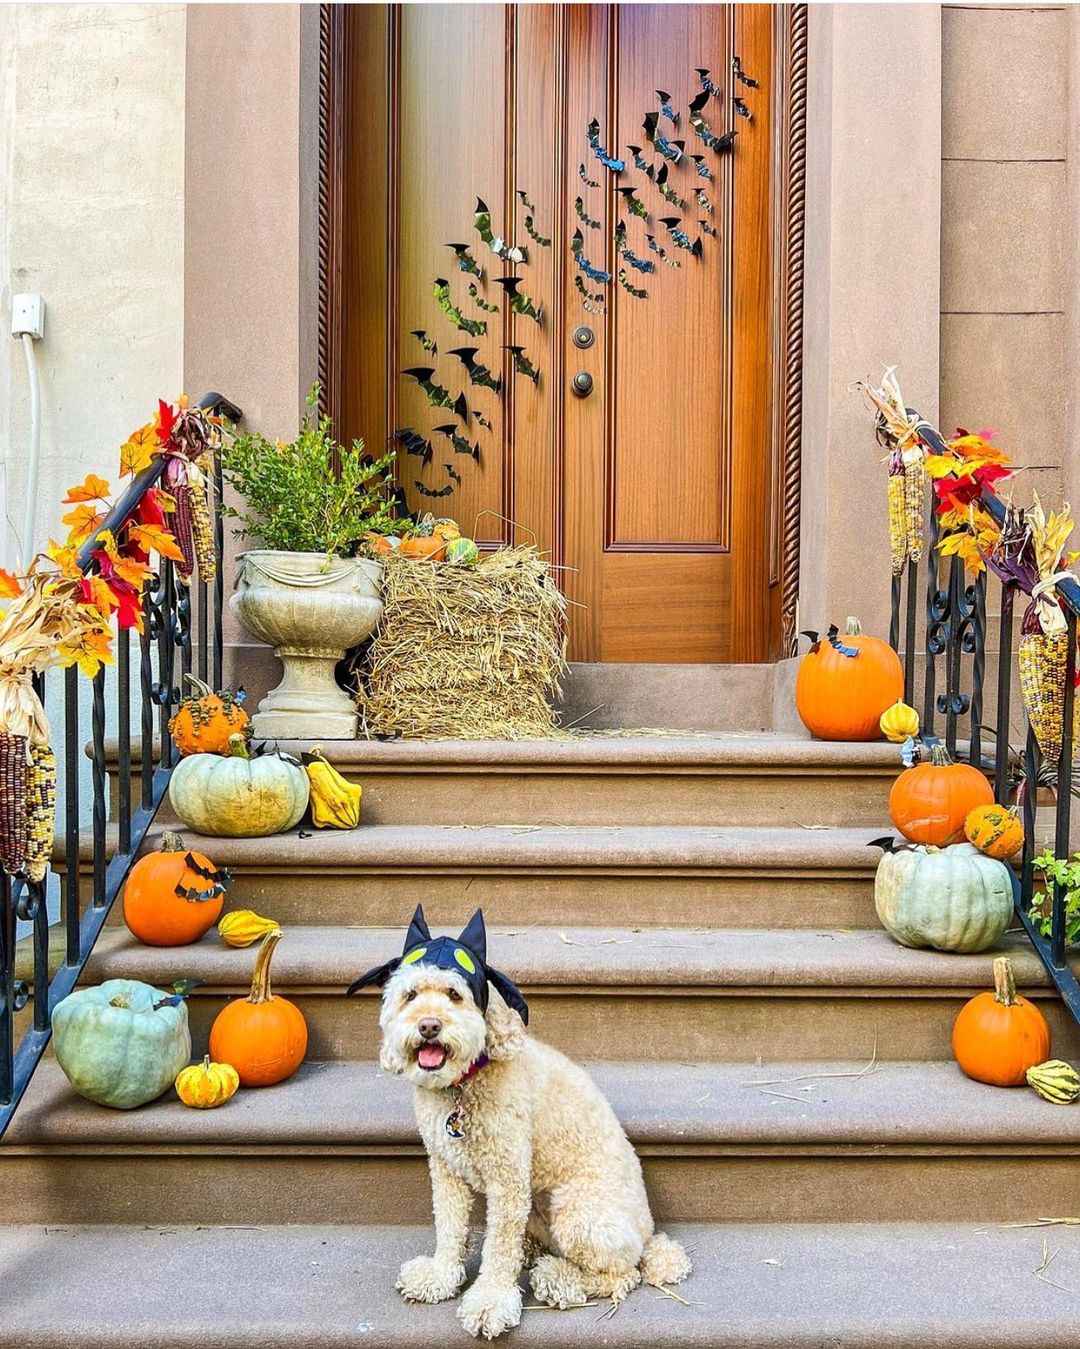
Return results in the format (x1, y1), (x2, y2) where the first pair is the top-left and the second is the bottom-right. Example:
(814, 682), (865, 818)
(572, 371), (594, 397)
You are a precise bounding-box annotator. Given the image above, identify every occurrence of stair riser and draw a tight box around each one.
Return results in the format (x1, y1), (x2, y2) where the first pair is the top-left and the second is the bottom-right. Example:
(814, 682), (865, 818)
(128, 767), (895, 828)
(5, 1150), (1079, 1226)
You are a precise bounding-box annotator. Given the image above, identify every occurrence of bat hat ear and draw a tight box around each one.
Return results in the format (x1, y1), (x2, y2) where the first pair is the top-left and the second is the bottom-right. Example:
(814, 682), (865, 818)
(487, 967), (529, 1025)
(457, 909), (488, 966)
(346, 958), (401, 998)
(404, 904), (431, 953)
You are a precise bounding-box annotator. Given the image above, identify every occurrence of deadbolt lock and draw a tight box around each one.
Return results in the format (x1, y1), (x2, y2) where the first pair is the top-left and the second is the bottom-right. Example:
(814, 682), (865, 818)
(572, 326), (595, 350)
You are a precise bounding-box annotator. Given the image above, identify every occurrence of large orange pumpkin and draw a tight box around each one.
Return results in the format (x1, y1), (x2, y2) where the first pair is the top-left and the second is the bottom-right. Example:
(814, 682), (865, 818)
(795, 618), (904, 740)
(168, 675), (249, 757)
(889, 743), (994, 846)
(209, 929), (307, 1087)
(952, 956), (1050, 1086)
(122, 832), (229, 946)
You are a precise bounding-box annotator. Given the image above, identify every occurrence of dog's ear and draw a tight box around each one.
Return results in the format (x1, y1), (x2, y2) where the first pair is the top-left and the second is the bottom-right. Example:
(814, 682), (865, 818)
(484, 981), (527, 1060)
(345, 958), (400, 997)
(487, 966), (528, 1025)
(404, 904), (432, 952)
(458, 908), (488, 965)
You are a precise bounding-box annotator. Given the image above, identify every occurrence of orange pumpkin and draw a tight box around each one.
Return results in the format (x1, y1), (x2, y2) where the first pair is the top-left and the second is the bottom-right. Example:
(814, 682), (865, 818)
(364, 532), (398, 556)
(169, 675), (249, 757)
(399, 535), (447, 561)
(953, 956), (1050, 1086)
(795, 617), (904, 741)
(209, 929), (307, 1087)
(889, 743), (994, 846)
(122, 832), (229, 946)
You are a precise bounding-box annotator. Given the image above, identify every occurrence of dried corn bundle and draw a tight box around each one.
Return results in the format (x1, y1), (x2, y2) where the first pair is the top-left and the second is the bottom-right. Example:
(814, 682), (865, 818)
(1019, 495), (1077, 764)
(24, 743), (57, 884)
(887, 450), (908, 577)
(903, 451), (926, 564)
(356, 546), (568, 740)
(0, 731), (29, 876)
(189, 459), (217, 583)
(171, 480), (196, 581)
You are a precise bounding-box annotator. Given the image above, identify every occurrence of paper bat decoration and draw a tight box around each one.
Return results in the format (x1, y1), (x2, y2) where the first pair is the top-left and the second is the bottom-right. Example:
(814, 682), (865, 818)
(434, 278), (487, 338)
(572, 228), (612, 284)
(467, 282), (500, 313)
(574, 275), (607, 312)
(618, 269), (648, 300)
(401, 366), (469, 420)
(628, 145), (653, 176)
(473, 198), (527, 264)
(733, 96), (753, 122)
(392, 427), (434, 464)
(433, 423), (482, 460)
(475, 411), (494, 432)
(447, 345), (502, 394)
(616, 185), (649, 221)
(646, 233), (681, 268)
(732, 55), (759, 89)
(689, 90), (738, 152)
(493, 275), (542, 324)
(446, 463), (462, 485)
(700, 218), (717, 238)
(643, 111), (684, 163)
(517, 190), (536, 211)
(516, 192), (552, 248)
(447, 243), (483, 279)
(574, 195), (601, 230)
(579, 162), (600, 188)
(656, 163), (687, 211)
(415, 478), (454, 498)
(696, 68), (723, 99)
(690, 154), (713, 180)
(613, 220), (656, 275)
(695, 187), (714, 213)
(656, 90), (678, 125)
(410, 329), (438, 355)
(504, 344), (539, 385)
(586, 117), (625, 173)
(658, 216), (703, 257)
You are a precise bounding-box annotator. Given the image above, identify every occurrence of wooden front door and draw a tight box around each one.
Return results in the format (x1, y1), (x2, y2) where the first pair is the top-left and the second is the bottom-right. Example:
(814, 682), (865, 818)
(331, 3), (793, 662)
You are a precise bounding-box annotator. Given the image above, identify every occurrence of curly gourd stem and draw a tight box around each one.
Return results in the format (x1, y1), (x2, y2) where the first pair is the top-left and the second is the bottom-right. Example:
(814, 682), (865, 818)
(993, 955), (1018, 1006)
(249, 928), (284, 1004)
(182, 674), (215, 700)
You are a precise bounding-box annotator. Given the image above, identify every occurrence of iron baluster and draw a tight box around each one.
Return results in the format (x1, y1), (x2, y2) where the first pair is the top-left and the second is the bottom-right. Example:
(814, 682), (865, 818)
(91, 669), (107, 907)
(213, 452), (225, 693)
(923, 509), (946, 738)
(118, 626), (131, 856)
(993, 588), (1015, 804)
(64, 665), (80, 964)
(141, 579), (159, 811)
(1020, 728), (1040, 917)
(968, 571), (986, 769)
(1051, 610), (1077, 969)
(157, 562), (175, 770)
(903, 559), (919, 706)
(178, 579), (193, 693)
(197, 579), (209, 685)
(890, 573), (901, 657)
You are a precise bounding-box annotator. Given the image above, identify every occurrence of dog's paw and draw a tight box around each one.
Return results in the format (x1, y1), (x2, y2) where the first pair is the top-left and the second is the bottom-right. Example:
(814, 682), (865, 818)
(529, 1253), (590, 1309)
(457, 1279), (522, 1339)
(396, 1255), (466, 1304)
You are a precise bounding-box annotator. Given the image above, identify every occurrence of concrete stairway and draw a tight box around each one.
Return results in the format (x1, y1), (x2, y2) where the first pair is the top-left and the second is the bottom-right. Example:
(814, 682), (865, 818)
(5, 731), (1080, 1347)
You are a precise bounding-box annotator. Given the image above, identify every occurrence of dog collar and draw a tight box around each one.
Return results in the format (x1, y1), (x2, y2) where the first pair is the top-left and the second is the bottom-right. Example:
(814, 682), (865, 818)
(445, 1054), (489, 1139)
(450, 1052), (489, 1088)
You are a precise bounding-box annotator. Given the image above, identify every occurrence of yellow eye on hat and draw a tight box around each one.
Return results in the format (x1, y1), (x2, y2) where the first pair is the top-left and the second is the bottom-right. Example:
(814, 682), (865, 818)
(454, 948), (475, 974)
(403, 947), (426, 965)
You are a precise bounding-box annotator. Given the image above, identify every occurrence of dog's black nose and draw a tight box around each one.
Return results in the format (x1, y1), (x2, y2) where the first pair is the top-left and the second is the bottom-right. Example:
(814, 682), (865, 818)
(418, 1018), (442, 1041)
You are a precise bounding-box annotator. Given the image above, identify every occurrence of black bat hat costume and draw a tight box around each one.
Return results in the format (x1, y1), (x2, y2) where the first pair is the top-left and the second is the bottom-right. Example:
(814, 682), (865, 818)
(346, 905), (529, 1025)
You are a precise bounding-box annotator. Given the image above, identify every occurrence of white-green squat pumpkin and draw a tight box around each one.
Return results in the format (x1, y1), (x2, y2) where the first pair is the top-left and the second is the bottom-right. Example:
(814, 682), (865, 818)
(874, 841), (1013, 953)
(168, 736), (309, 837)
(52, 979), (191, 1109)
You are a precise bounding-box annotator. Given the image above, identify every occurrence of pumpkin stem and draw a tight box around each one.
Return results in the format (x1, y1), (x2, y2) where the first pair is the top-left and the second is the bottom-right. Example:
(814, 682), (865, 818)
(201, 1054), (212, 1071)
(160, 831), (186, 854)
(844, 616), (863, 636)
(928, 743), (954, 768)
(249, 928), (284, 1004)
(227, 732), (252, 760)
(993, 956), (1018, 1007)
(182, 674), (215, 700)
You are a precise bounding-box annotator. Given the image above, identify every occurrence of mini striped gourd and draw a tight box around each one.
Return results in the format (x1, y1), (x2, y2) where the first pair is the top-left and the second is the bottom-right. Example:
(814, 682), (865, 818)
(1026, 1060), (1080, 1105)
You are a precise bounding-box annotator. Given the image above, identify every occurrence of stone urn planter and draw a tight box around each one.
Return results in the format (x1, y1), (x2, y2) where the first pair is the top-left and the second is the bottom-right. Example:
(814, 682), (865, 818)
(231, 550), (382, 739)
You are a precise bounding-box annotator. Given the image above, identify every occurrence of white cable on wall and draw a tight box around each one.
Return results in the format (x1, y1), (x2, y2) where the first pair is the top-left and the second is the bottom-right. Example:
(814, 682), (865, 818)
(19, 330), (41, 568)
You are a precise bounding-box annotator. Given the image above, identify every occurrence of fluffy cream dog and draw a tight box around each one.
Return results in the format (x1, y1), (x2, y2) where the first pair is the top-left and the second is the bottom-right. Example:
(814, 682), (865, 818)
(348, 907), (691, 1340)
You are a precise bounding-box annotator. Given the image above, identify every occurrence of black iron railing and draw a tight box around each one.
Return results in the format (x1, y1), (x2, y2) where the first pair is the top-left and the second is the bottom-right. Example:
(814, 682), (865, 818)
(888, 412), (1080, 1030)
(0, 392), (241, 1138)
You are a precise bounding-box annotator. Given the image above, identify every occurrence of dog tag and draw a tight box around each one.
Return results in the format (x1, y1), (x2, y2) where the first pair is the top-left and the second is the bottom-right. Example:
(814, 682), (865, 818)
(445, 1106), (466, 1139)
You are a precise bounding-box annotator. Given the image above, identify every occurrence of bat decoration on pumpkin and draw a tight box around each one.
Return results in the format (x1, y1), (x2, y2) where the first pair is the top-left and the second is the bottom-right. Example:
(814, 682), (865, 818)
(695, 187), (714, 214)
(574, 195), (601, 230)
(434, 279), (487, 337)
(690, 154), (713, 180)
(732, 55), (759, 89)
(617, 185), (649, 221)
(614, 220), (655, 274)
(574, 275), (606, 313)
(505, 344), (540, 385)
(643, 112), (684, 164)
(493, 276), (542, 324)
(517, 191), (551, 248)
(659, 217), (703, 257)
(446, 243), (483, 279)
(628, 145), (654, 177)
(467, 282), (500, 314)
(801, 625), (859, 659)
(586, 117), (625, 173)
(689, 90), (737, 152)
(579, 162), (600, 189)
(447, 346), (502, 395)
(656, 163), (688, 211)
(732, 96), (753, 122)
(646, 233), (681, 267)
(617, 269), (648, 300)
(433, 423), (481, 461)
(700, 218), (717, 238)
(414, 479), (454, 499)
(571, 228), (612, 284)
(696, 68), (723, 100)
(656, 90), (678, 125)
(392, 427), (434, 464)
(410, 329), (438, 355)
(401, 367), (469, 421)
(473, 197), (527, 264)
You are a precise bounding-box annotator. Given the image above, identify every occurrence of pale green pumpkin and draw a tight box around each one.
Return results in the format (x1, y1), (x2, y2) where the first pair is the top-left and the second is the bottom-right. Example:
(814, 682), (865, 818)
(52, 979), (191, 1109)
(874, 841), (1013, 953)
(168, 737), (309, 837)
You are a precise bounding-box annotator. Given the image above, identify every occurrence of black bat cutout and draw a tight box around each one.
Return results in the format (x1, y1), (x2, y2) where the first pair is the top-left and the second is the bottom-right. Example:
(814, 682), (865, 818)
(415, 479), (454, 499)
(617, 269), (648, 300)
(434, 279), (487, 337)
(572, 228), (612, 284)
(658, 217), (703, 258)
(493, 275), (542, 324)
(504, 344), (540, 385)
(628, 144), (653, 175)
(579, 162), (600, 188)
(690, 154), (713, 180)
(446, 243), (483, 279)
(445, 462), (462, 485)
(574, 274), (607, 312)
(656, 90), (678, 125)
(467, 282), (500, 314)
(574, 195), (601, 230)
(401, 366), (469, 421)
(617, 185), (649, 221)
(476, 412), (494, 432)
(656, 162), (688, 211)
(696, 68), (723, 99)
(643, 112), (684, 163)
(392, 427), (434, 465)
(645, 233), (681, 268)
(432, 423), (480, 461)
(732, 55), (759, 89)
(516, 189), (536, 212)
(700, 218), (717, 238)
(695, 187), (714, 213)
(689, 90), (737, 152)
(586, 117), (625, 173)
(410, 329), (438, 355)
(447, 345), (502, 394)
(733, 96), (753, 122)
(522, 213), (551, 248)
(474, 197), (527, 264)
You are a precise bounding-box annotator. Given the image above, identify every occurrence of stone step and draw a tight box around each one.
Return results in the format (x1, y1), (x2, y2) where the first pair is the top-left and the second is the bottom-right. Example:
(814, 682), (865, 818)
(19, 926), (1080, 1065)
(67, 823), (888, 930)
(112, 733), (901, 828)
(7, 1059), (1080, 1226)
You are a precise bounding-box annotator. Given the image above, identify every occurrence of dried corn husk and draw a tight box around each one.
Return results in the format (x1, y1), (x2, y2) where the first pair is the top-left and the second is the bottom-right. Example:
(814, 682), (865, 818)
(1020, 495), (1078, 764)
(0, 731), (29, 876)
(903, 450), (926, 564)
(887, 451), (907, 577)
(24, 743), (57, 883)
(356, 546), (568, 740)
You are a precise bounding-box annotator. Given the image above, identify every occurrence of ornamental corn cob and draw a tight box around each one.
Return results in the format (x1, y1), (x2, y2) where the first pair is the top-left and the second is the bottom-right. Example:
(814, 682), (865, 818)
(1019, 627), (1071, 765)
(0, 731), (29, 876)
(888, 453), (907, 577)
(903, 456), (926, 565)
(172, 480), (196, 582)
(24, 743), (57, 884)
(189, 468), (217, 583)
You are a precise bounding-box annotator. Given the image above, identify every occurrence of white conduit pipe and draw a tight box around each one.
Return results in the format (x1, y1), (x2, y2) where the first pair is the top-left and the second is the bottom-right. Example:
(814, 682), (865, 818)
(19, 329), (41, 569)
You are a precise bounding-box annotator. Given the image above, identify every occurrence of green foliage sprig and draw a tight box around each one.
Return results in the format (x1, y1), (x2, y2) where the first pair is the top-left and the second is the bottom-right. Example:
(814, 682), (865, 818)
(219, 385), (397, 556)
(1032, 848), (1080, 945)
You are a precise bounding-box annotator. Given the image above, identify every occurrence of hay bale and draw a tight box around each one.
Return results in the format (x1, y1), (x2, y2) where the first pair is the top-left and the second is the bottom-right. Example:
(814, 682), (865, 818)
(357, 546), (569, 740)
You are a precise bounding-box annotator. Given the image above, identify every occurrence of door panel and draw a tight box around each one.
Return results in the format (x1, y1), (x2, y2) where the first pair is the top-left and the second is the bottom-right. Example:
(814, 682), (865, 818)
(339, 3), (779, 662)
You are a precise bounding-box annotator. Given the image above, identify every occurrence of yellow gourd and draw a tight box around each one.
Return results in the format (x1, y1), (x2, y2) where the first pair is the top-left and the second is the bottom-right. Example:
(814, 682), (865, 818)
(879, 699), (920, 743)
(175, 1055), (240, 1109)
(1027, 1060), (1080, 1104)
(304, 749), (362, 829)
(218, 909), (281, 949)
(964, 803), (1024, 860)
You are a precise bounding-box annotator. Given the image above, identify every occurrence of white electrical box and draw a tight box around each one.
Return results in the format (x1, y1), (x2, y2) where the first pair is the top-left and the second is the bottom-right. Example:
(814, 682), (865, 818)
(11, 293), (45, 340)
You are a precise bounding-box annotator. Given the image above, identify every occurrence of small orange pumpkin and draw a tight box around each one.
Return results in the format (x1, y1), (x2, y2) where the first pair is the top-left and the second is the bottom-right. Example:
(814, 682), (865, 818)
(953, 956), (1050, 1086)
(208, 929), (307, 1087)
(168, 675), (249, 757)
(795, 618), (904, 741)
(399, 535), (447, 561)
(122, 832), (229, 946)
(888, 743), (994, 846)
(965, 803), (1025, 860)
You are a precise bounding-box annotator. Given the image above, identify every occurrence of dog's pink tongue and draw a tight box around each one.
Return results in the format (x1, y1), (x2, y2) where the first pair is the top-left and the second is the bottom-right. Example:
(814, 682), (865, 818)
(418, 1044), (446, 1069)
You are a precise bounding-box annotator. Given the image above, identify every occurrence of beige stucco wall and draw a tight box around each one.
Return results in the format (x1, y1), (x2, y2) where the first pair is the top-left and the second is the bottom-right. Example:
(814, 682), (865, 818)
(0, 3), (185, 570)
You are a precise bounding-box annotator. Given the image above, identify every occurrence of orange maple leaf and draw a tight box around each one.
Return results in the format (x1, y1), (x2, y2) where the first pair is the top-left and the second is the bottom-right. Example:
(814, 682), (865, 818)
(62, 473), (111, 504)
(119, 422), (159, 477)
(128, 522), (185, 563)
(0, 568), (23, 599)
(62, 503), (108, 543)
(81, 575), (119, 618)
(96, 530), (152, 589)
